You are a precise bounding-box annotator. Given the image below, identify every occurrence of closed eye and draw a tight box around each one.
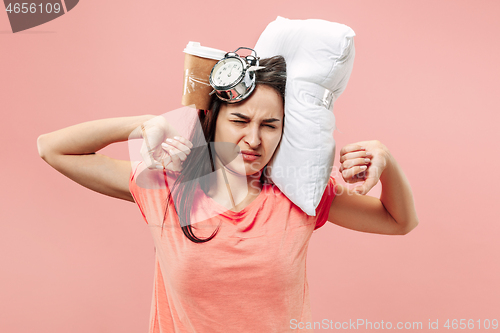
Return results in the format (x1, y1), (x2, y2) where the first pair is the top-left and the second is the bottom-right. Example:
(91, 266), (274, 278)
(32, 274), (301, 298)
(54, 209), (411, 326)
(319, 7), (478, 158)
(231, 120), (276, 129)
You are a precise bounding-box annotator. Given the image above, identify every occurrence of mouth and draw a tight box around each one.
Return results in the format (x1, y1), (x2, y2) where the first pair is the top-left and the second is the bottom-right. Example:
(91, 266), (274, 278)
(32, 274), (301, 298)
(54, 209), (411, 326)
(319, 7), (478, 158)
(239, 150), (261, 161)
(239, 150), (261, 157)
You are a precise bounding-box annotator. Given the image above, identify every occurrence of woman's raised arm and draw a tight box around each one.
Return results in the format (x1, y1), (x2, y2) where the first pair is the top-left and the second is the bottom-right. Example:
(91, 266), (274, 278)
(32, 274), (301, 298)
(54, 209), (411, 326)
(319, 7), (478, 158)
(328, 141), (419, 235)
(37, 115), (155, 202)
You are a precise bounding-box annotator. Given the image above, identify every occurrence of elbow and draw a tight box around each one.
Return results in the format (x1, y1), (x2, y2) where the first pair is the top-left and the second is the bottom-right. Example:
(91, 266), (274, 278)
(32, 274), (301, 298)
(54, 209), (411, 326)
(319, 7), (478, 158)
(37, 134), (54, 161)
(37, 135), (46, 159)
(399, 219), (419, 235)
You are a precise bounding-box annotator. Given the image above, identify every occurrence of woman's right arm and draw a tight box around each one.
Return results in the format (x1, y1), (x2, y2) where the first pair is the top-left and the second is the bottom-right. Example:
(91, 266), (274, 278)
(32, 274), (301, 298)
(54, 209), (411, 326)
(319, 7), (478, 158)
(37, 115), (157, 203)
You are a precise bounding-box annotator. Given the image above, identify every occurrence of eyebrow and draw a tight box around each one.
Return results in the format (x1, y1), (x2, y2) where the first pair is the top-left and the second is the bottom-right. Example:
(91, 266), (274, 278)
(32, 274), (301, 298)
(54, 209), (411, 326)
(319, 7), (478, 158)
(230, 112), (281, 123)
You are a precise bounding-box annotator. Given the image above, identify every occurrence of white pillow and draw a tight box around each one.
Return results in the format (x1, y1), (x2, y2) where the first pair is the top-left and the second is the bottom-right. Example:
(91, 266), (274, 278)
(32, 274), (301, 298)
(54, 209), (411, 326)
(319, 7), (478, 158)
(254, 16), (356, 216)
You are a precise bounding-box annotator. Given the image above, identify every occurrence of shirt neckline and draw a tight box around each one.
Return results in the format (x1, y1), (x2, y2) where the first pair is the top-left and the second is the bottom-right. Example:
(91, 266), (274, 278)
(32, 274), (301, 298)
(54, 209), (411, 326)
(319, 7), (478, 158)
(199, 182), (270, 218)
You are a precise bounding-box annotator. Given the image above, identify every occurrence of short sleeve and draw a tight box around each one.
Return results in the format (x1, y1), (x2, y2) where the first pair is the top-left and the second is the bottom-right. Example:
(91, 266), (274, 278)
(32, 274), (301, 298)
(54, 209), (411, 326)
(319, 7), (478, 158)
(313, 176), (337, 231)
(129, 161), (148, 224)
(129, 161), (178, 226)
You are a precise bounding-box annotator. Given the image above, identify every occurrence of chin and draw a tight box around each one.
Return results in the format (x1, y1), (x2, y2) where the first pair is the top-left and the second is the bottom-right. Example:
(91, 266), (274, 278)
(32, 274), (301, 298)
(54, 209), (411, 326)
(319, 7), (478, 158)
(245, 162), (264, 174)
(223, 155), (266, 177)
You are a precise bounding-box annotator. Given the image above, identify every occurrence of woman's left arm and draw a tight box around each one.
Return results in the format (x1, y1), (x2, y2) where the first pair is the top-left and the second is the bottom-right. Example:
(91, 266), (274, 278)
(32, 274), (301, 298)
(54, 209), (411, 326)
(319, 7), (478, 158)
(377, 147), (420, 233)
(328, 140), (419, 235)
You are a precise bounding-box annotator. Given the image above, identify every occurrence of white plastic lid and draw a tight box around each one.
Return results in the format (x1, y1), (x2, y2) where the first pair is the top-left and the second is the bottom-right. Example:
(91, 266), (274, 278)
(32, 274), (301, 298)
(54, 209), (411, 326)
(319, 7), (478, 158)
(183, 41), (226, 60)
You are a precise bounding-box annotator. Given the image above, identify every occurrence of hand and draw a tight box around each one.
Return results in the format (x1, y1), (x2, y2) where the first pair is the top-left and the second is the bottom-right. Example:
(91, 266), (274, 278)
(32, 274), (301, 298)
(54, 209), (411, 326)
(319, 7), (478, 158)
(338, 140), (390, 195)
(140, 116), (193, 172)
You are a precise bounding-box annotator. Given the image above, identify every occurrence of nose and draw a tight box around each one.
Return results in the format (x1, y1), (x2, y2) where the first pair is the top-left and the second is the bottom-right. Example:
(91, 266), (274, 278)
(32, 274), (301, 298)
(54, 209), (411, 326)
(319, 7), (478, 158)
(243, 123), (261, 148)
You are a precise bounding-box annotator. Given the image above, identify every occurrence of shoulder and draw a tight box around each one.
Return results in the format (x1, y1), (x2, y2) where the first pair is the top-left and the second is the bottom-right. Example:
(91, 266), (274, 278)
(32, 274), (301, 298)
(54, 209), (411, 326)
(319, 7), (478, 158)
(312, 176), (337, 230)
(129, 161), (178, 194)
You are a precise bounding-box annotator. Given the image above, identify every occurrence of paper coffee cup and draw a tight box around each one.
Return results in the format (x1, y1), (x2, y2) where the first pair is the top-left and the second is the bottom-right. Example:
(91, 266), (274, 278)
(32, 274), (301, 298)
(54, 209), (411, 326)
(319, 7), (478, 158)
(182, 42), (226, 110)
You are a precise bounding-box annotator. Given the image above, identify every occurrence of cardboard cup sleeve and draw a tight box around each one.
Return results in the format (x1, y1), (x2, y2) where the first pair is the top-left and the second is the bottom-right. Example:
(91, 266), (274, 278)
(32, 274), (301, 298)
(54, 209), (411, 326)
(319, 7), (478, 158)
(181, 54), (218, 110)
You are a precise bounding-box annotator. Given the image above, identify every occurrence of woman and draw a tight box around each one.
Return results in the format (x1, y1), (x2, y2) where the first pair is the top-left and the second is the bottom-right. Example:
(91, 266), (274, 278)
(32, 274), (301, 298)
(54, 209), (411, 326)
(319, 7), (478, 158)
(37, 55), (418, 332)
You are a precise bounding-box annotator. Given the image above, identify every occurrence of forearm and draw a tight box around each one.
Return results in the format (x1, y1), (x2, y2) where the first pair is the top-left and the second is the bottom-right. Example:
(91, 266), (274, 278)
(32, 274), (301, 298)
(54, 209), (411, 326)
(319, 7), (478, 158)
(379, 152), (419, 233)
(37, 115), (155, 156)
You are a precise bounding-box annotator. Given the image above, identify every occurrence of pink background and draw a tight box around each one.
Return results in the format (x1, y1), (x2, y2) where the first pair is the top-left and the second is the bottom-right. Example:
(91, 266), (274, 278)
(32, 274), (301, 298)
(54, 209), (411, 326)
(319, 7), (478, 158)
(1, 0), (499, 332)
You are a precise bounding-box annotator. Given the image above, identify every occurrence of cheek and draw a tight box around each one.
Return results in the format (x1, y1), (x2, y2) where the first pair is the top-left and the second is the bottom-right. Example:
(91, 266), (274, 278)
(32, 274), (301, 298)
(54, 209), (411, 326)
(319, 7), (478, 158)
(267, 131), (283, 152)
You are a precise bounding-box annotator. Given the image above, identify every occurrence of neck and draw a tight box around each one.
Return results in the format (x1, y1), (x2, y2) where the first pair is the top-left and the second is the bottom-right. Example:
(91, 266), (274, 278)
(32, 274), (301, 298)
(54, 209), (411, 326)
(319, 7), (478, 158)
(206, 154), (263, 210)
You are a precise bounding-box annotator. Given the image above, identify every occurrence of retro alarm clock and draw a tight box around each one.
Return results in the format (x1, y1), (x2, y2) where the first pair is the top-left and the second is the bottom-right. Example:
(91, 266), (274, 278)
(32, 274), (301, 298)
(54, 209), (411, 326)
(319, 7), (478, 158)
(209, 47), (261, 103)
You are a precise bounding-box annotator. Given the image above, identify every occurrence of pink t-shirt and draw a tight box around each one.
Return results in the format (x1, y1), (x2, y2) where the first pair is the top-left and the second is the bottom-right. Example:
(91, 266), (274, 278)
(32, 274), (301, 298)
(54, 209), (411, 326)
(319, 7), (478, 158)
(129, 161), (337, 333)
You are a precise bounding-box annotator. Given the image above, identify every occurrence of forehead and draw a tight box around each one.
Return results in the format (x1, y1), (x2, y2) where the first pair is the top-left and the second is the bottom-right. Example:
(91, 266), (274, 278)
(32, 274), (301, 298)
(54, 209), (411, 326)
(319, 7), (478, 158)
(221, 85), (284, 119)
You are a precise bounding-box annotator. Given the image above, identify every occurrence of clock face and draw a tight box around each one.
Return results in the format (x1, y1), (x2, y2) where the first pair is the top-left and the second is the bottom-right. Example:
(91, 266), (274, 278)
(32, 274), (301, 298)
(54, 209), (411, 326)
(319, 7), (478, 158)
(211, 57), (244, 88)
